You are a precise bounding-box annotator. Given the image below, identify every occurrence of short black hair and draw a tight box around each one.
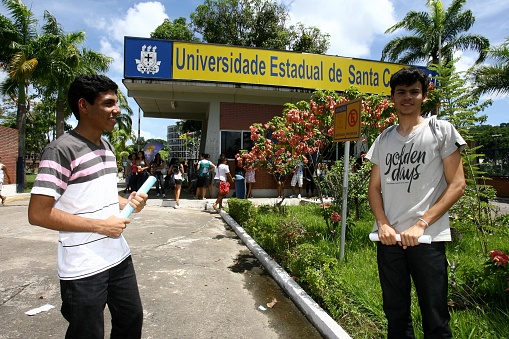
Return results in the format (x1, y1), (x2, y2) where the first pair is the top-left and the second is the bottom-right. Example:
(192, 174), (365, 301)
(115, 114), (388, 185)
(68, 74), (118, 120)
(390, 67), (428, 96)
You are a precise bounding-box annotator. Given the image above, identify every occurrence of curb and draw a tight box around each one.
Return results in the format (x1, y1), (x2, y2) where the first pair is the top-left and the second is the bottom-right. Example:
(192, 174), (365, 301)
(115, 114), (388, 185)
(219, 209), (352, 339)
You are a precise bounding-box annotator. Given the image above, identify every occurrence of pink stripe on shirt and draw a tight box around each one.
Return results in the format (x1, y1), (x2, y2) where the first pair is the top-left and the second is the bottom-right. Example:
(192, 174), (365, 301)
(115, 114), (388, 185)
(39, 160), (71, 178)
(35, 173), (67, 190)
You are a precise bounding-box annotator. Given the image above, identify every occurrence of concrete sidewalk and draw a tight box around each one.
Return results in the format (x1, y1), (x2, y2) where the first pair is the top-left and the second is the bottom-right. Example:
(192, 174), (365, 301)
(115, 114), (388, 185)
(0, 192), (325, 338)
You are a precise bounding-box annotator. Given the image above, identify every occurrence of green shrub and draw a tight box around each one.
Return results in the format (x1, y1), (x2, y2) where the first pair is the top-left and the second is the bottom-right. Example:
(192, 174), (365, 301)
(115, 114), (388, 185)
(226, 198), (256, 226)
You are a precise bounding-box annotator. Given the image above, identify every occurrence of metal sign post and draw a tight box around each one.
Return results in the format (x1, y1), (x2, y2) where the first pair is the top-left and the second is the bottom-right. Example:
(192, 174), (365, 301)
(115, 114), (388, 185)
(334, 99), (361, 261)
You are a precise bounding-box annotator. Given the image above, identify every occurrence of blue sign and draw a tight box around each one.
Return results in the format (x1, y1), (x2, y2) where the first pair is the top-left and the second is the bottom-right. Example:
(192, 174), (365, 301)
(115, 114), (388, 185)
(143, 141), (164, 164)
(124, 37), (173, 79)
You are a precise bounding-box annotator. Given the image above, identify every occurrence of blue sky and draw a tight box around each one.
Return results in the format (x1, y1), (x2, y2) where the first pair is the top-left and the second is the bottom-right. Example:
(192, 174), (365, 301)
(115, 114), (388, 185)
(1, 0), (508, 140)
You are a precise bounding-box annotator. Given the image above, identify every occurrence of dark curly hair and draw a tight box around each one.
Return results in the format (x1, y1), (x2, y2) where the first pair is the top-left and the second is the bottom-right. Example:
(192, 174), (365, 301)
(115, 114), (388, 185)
(390, 67), (428, 96)
(68, 74), (118, 120)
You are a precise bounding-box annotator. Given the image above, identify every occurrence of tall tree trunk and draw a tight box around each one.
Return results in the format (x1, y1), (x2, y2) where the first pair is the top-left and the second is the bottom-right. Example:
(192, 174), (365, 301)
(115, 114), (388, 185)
(56, 96), (66, 138)
(16, 83), (27, 193)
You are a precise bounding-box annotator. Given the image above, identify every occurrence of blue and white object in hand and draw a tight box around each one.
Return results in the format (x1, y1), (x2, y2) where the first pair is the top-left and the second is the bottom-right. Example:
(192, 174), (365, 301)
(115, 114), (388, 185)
(120, 176), (156, 218)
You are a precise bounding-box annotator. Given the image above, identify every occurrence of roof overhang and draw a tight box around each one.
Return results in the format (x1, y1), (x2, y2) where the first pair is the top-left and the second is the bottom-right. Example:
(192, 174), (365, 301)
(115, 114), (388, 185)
(123, 79), (315, 121)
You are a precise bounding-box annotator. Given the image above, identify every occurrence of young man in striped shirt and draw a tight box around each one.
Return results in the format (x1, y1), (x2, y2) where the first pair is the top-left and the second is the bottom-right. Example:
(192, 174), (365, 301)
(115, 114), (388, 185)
(28, 75), (148, 339)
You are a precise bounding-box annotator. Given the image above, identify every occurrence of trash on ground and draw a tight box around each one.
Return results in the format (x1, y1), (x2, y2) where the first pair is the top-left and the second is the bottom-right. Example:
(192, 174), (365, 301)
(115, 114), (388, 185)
(266, 298), (278, 308)
(25, 304), (55, 316)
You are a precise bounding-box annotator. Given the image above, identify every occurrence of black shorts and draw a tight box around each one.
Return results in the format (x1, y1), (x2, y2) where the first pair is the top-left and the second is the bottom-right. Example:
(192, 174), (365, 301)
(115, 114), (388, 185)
(196, 175), (210, 188)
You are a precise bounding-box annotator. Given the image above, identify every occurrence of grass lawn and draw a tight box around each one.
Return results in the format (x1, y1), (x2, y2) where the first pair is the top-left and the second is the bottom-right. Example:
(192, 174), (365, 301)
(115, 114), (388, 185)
(227, 199), (509, 338)
(24, 173), (37, 193)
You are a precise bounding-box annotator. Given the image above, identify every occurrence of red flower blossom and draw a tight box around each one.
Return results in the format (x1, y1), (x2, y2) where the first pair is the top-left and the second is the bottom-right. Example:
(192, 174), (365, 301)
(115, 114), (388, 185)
(489, 250), (509, 267)
(331, 211), (341, 223)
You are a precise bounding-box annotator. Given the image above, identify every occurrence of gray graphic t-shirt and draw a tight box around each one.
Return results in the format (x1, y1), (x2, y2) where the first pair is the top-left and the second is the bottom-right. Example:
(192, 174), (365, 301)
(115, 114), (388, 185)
(366, 117), (466, 241)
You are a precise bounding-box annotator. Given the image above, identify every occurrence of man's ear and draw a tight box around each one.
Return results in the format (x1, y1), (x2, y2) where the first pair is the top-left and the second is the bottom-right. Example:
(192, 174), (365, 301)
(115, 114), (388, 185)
(78, 98), (88, 110)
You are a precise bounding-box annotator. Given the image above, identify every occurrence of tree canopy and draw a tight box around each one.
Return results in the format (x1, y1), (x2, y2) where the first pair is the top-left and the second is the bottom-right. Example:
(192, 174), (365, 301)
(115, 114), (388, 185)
(150, 17), (199, 42)
(381, 0), (489, 65)
(471, 37), (509, 96)
(189, 0), (329, 53)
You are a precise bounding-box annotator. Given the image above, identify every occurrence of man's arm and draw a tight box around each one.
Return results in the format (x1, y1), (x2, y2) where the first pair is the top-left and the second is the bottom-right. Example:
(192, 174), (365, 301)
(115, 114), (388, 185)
(368, 164), (398, 245)
(28, 192), (148, 238)
(400, 149), (466, 246)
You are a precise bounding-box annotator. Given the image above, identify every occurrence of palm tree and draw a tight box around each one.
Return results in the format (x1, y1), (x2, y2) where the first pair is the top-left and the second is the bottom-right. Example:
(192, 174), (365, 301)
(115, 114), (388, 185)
(0, 0), (57, 192)
(36, 10), (112, 138)
(471, 37), (509, 96)
(381, 0), (489, 66)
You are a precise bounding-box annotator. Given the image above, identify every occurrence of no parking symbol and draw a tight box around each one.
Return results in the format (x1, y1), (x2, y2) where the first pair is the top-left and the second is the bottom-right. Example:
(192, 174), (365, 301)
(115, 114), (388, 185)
(333, 99), (361, 142)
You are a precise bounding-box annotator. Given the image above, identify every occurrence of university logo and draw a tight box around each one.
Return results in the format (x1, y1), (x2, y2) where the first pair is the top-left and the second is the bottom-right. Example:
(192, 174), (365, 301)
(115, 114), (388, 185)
(135, 45), (161, 75)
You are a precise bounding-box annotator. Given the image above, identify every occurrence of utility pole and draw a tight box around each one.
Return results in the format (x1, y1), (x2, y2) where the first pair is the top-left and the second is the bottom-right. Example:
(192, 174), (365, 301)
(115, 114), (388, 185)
(137, 107), (141, 152)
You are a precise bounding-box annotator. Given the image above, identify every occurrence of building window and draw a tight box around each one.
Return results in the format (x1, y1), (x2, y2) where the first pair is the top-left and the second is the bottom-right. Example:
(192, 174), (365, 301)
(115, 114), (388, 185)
(221, 130), (254, 159)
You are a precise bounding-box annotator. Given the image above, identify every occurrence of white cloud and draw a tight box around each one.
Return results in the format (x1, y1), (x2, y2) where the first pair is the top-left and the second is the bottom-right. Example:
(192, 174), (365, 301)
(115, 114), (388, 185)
(90, 2), (170, 79)
(286, 0), (397, 58)
(100, 38), (124, 74)
(94, 2), (169, 43)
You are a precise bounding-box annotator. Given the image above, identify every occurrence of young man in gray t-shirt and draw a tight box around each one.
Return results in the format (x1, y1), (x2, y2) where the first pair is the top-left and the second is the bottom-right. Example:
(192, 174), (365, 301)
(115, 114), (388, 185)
(366, 67), (466, 338)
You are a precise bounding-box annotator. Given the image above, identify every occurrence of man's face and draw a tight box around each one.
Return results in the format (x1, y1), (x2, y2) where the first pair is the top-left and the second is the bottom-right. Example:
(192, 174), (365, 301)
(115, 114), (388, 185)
(391, 81), (427, 116)
(80, 89), (120, 132)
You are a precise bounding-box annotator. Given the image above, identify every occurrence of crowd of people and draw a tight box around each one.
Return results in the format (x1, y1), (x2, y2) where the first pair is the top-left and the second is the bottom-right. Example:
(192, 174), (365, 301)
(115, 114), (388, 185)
(118, 150), (355, 202)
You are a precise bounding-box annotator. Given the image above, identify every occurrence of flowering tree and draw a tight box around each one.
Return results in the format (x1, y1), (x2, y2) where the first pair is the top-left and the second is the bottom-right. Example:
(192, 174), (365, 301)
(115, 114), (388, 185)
(236, 87), (399, 235)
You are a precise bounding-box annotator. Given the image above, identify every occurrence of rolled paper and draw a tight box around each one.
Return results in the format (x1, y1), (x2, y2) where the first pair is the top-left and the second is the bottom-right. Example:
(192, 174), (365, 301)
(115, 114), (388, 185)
(369, 232), (432, 244)
(119, 176), (156, 218)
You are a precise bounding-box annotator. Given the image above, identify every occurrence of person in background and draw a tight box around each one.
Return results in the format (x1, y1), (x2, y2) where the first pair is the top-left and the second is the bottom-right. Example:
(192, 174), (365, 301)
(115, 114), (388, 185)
(187, 161), (199, 195)
(245, 168), (256, 198)
(151, 153), (166, 198)
(0, 155), (12, 205)
(122, 157), (130, 193)
(274, 170), (285, 199)
(28, 74), (148, 338)
(354, 151), (367, 172)
(125, 153), (137, 193)
(168, 158), (184, 208)
(135, 150), (150, 192)
(366, 67), (466, 338)
(183, 160), (189, 183)
(289, 161), (304, 199)
(316, 162), (328, 199)
(304, 159), (316, 198)
(213, 156), (233, 210)
(196, 153), (215, 199)
(206, 154), (214, 199)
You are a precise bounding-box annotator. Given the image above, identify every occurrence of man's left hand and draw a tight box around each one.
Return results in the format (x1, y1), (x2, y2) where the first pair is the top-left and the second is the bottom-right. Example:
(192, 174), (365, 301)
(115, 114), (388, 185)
(400, 223), (426, 249)
(128, 192), (148, 213)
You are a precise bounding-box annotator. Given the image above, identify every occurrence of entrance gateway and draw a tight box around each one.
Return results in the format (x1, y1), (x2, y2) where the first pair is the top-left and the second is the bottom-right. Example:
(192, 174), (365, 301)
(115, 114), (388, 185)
(123, 37), (427, 196)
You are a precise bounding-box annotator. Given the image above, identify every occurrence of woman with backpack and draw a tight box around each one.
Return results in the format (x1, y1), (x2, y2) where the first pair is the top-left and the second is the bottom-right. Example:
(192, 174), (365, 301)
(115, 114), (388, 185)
(195, 153), (215, 200)
(168, 158), (184, 208)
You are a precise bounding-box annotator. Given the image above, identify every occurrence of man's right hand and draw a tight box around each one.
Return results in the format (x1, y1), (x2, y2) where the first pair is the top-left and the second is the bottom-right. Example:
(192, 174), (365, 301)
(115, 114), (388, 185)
(97, 216), (130, 238)
(377, 223), (398, 246)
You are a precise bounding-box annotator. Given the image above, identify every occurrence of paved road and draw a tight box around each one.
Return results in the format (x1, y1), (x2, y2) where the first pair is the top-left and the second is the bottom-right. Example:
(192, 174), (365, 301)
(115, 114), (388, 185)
(0, 196), (322, 339)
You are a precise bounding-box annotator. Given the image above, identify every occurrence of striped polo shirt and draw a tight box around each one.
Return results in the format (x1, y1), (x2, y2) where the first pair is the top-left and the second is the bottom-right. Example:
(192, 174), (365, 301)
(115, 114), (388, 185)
(31, 131), (130, 280)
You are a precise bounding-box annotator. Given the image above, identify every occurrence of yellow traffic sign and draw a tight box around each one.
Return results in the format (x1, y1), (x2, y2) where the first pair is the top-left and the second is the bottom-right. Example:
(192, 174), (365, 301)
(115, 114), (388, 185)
(333, 99), (361, 142)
